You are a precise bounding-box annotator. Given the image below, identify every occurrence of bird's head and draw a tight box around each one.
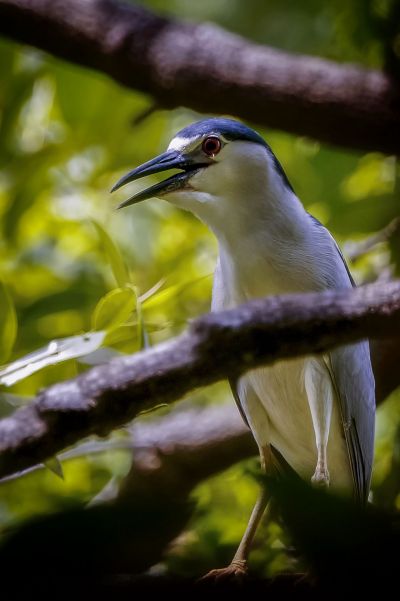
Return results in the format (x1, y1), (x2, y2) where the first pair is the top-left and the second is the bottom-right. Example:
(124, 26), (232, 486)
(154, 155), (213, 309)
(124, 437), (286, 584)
(112, 118), (294, 229)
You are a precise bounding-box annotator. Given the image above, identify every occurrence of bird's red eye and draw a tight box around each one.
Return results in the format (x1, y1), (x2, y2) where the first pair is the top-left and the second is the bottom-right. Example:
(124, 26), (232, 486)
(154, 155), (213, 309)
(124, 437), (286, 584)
(202, 136), (222, 157)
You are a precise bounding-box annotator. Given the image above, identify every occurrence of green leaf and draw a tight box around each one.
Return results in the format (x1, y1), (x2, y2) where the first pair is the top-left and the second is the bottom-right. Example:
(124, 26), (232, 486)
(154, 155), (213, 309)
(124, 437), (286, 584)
(138, 278), (166, 303)
(91, 220), (130, 287)
(103, 324), (136, 347)
(141, 283), (183, 309)
(136, 296), (150, 350)
(0, 331), (106, 387)
(92, 287), (136, 331)
(142, 275), (209, 309)
(43, 456), (64, 480)
(0, 281), (17, 365)
(0, 392), (34, 407)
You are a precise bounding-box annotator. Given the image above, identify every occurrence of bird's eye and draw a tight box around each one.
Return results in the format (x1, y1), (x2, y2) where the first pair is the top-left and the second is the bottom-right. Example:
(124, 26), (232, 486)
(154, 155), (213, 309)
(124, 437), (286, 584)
(202, 136), (222, 157)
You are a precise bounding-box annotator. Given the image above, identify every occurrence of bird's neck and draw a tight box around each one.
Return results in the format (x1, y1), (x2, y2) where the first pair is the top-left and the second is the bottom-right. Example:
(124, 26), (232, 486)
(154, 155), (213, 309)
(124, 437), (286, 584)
(212, 185), (308, 261)
(210, 186), (315, 302)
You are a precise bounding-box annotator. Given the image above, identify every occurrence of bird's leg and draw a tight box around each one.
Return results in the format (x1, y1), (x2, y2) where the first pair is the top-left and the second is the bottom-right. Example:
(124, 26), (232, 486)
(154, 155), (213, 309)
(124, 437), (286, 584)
(230, 487), (271, 572)
(305, 360), (333, 487)
(312, 443), (330, 487)
(200, 445), (272, 581)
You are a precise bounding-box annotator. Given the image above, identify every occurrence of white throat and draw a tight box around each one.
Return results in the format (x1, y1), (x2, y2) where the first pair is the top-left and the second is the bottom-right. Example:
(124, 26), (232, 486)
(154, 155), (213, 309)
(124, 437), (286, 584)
(164, 141), (322, 300)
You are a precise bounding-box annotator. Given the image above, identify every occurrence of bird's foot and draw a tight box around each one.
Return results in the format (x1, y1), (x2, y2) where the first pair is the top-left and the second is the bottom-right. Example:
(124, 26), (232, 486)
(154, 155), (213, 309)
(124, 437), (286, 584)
(311, 465), (330, 488)
(199, 559), (248, 582)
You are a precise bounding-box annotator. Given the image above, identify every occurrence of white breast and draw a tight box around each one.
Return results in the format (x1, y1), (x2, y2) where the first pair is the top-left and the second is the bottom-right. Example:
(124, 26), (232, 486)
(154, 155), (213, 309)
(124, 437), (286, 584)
(243, 358), (352, 492)
(212, 230), (353, 494)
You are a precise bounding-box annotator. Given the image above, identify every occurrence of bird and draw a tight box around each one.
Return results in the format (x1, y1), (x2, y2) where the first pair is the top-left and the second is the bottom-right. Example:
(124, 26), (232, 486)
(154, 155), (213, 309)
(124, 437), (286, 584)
(111, 117), (376, 579)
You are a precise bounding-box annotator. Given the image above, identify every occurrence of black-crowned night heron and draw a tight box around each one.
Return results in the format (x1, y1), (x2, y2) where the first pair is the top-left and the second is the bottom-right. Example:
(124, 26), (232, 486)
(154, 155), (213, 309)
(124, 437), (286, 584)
(112, 118), (375, 579)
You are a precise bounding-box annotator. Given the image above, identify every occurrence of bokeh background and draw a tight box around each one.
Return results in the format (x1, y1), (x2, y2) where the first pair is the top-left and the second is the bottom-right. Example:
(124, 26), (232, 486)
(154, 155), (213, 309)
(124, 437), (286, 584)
(0, 0), (399, 578)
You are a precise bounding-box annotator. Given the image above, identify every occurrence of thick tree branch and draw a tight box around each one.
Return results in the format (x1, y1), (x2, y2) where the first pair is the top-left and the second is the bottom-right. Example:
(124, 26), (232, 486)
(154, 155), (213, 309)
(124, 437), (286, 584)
(0, 281), (399, 480)
(118, 402), (256, 504)
(0, 401), (254, 488)
(0, 0), (399, 154)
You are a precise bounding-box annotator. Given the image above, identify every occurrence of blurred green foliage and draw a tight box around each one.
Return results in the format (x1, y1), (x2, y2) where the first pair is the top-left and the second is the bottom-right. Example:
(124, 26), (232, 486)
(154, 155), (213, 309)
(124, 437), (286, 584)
(0, 0), (399, 578)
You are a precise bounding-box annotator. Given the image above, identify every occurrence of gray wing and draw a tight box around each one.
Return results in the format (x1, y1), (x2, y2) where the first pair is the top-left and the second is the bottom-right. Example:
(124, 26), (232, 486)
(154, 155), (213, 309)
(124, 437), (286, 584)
(311, 214), (375, 502)
(313, 215), (375, 503)
(229, 378), (250, 428)
(328, 342), (375, 503)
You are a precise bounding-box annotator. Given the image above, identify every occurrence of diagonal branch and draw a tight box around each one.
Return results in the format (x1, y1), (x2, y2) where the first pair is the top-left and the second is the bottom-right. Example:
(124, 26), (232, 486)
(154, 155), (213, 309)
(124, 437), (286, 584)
(117, 401), (256, 505)
(0, 281), (399, 480)
(0, 0), (399, 154)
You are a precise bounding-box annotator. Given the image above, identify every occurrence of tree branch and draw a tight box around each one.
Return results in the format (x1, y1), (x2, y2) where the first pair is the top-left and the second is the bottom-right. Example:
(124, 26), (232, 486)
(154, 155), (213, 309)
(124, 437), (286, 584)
(0, 281), (399, 480)
(117, 401), (256, 504)
(0, 0), (399, 154)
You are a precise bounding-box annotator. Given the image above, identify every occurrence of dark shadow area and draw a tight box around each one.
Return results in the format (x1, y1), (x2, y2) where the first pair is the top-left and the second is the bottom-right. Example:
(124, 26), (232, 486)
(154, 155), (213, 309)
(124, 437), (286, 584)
(1, 473), (398, 598)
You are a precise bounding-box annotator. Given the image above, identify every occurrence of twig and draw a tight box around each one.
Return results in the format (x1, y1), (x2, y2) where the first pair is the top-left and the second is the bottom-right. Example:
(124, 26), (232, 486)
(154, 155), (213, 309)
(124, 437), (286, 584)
(346, 217), (400, 262)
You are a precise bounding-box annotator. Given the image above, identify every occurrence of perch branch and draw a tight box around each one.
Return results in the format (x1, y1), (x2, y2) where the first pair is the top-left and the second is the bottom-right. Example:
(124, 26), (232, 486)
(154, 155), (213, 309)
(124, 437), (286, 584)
(0, 0), (399, 153)
(0, 281), (399, 479)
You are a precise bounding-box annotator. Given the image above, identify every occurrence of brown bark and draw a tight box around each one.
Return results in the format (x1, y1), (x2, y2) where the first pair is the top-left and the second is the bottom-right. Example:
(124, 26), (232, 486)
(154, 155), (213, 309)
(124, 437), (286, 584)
(0, 280), (399, 480)
(0, 0), (399, 153)
(118, 401), (256, 504)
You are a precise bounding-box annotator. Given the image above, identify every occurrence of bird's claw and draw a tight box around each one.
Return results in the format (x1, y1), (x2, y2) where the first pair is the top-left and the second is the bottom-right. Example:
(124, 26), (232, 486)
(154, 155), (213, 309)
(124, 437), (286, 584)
(199, 559), (248, 582)
(311, 465), (330, 488)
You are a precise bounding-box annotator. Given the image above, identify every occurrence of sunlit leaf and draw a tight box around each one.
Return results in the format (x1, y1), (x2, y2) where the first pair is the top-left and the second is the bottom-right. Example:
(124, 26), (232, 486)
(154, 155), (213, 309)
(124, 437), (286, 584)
(138, 278), (166, 303)
(88, 476), (120, 505)
(92, 287), (136, 331)
(136, 294), (150, 350)
(142, 275), (210, 309)
(0, 281), (17, 364)
(91, 220), (130, 287)
(103, 323), (136, 347)
(43, 456), (64, 480)
(0, 392), (34, 407)
(0, 392), (32, 418)
(0, 331), (106, 386)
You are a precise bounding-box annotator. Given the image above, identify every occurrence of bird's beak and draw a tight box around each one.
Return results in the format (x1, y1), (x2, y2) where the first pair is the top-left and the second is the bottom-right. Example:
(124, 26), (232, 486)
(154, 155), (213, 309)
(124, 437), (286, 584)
(111, 150), (205, 209)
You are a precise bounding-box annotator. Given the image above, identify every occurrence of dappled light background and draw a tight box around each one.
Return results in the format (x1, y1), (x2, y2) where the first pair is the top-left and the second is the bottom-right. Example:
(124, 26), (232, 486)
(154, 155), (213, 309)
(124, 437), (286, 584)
(0, 0), (399, 577)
